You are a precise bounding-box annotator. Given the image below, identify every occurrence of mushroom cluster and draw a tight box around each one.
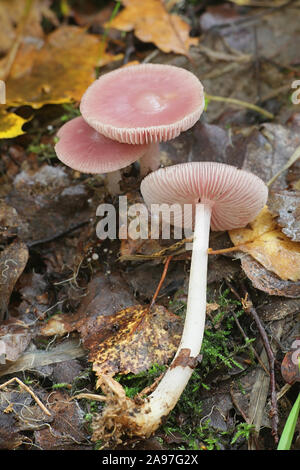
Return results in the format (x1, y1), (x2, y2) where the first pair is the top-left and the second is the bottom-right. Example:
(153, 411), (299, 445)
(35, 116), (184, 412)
(54, 63), (268, 440)
(55, 63), (205, 194)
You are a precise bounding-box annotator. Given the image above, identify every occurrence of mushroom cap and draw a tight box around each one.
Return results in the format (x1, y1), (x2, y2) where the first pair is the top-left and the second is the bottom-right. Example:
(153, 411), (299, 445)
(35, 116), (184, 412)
(80, 64), (204, 145)
(55, 116), (148, 174)
(140, 162), (268, 231)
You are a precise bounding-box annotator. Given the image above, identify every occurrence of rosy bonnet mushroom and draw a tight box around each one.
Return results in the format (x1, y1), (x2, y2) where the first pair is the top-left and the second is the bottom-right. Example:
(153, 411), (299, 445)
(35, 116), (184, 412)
(54, 116), (149, 194)
(98, 162), (268, 438)
(80, 64), (205, 175)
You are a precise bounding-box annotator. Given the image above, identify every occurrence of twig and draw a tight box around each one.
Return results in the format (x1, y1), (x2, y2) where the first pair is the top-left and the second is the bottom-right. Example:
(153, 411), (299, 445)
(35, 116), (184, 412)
(149, 255), (173, 309)
(0, 377), (51, 416)
(230, 384), (250, 423)
(267, 145), (300, 187)
(205, 93), (274, 119)
(225, 280), (270, 376)
(129, 255), (173, 337)
(70, 393), (107, 402)
(239, 283), (279, 444)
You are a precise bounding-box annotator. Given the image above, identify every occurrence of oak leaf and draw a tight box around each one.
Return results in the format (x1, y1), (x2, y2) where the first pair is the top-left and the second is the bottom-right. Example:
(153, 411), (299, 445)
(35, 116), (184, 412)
(5, 26), (115, 108)
(109, 0), (198, 55)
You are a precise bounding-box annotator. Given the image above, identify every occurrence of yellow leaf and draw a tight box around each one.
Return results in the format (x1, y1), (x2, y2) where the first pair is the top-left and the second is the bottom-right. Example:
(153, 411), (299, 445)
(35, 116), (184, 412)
(229, 207), (300, 281)
(0, 109), (28, 139)
(5, 26), (115, 108)
(109, 0), (198, 55)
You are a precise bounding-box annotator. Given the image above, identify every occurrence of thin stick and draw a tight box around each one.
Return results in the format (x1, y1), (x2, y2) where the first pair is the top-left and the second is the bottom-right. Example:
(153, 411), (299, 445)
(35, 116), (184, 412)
(267, 145), (300, 187)
(70, 393), (107, 402)
(0, 377), (51, 416)
(225, 280), (270, 376)
(239, 283), (279, 443)
(205, 93), (274, 120)
(149, 255), (173, 309)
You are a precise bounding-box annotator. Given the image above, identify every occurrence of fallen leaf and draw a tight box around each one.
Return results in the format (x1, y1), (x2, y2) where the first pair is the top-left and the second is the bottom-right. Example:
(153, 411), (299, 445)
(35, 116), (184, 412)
(0, 109), (29, 139)
(34, 391), (90, 450)
(0, 240), (29, 322)
(87, 304), (182, 377)
(257, 298), (300, 322)
(268, 191), (300, 242)
(109, 0), (198, 55)
(0, 202), (19, 241)
(6, 164), (93, 246)
(0, 0), (56, 57)
(5, 26), (103, 108)
(241, 255), (300, 298)
(229, 207), (300, 281)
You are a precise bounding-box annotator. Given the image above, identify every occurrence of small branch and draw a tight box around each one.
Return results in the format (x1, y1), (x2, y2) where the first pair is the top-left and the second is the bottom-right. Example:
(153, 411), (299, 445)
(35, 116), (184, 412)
(70, 393), (107, 402)
(0, 377), (51, 416)
(267, 145), (300, 188)
(239, 283), (279, 443)
(205, 93), (274, 120)
(149, 255), (173, 309)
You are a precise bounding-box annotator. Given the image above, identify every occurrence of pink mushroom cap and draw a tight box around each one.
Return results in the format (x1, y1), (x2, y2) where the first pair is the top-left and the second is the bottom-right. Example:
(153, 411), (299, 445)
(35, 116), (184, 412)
(80, 64), (205, 145)
(140, 162), (268, 231)
(54, 116), (149, 174)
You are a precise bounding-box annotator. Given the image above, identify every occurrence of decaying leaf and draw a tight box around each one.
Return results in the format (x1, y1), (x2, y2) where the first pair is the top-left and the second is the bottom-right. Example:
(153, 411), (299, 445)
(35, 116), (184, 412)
(109, 0), (198, 55)
(0, 240), (29, 321)
(0, 0), (56, 57)
(0, 202), (19, 241)
(229, 207), (300, 282)
(241, 255), (300, 298)
(34, 391), (90, 450)
(5, 26), (103, 108)
(6, 164), (93, 246)
(0, 110), (29, 139)
(87, 304), (182, 378)
(268, 191), (300, 242)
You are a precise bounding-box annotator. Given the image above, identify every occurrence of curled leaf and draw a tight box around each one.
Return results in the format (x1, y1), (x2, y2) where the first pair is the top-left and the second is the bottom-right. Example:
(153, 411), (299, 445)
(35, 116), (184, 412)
(229, 207), (300, 281)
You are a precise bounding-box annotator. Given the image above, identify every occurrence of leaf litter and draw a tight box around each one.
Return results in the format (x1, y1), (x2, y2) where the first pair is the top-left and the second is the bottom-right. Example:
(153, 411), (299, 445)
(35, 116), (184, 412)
(0, 0), (300, 451)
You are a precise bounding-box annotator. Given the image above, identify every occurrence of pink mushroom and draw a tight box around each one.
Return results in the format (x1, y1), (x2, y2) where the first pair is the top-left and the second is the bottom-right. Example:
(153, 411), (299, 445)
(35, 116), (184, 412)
(54, 116), (149, 194)
(80, 64), (205, 175)
(99, 162), (268, 438)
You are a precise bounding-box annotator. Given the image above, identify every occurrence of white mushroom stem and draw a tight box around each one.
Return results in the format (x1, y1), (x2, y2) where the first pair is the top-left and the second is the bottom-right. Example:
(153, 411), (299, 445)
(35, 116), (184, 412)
(139, 142), (161, 176)
(122, 203), (212, 436)
(106, 169), (122, 195)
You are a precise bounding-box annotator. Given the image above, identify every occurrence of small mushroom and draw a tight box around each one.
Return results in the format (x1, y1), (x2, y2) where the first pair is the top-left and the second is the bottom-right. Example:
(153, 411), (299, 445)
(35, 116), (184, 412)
(114, 162), (268, 436)
(54, 116), (149, 195)
(80, 64), (204, 175)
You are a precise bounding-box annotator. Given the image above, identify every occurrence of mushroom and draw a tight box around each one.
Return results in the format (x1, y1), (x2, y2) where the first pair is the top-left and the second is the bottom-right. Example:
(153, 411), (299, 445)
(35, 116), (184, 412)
(54, 116), (149, 195)
(97, 162), (268, 439)
(80, 64), (205, 175)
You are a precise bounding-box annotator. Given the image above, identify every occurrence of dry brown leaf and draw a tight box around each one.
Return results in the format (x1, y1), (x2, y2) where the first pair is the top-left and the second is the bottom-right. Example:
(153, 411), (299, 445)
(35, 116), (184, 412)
(109, 0), (198, 55)
(0, 0), (56, 57)
(229, 207), (300, 281)
(5, 26), (118, 108)
(0, 240), (29, 322)
(87, 304), (182, 378)
(268, 190), (300, 242)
